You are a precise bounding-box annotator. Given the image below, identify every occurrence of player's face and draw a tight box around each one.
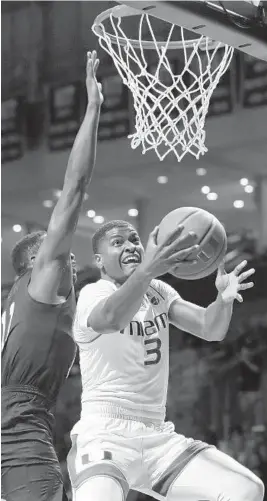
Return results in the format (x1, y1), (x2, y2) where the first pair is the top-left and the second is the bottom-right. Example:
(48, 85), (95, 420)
(96, 226), (144, 283)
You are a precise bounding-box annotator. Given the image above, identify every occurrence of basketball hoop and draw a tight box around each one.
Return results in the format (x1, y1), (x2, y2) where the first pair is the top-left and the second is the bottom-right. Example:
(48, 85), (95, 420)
(92, 5), (234, 162)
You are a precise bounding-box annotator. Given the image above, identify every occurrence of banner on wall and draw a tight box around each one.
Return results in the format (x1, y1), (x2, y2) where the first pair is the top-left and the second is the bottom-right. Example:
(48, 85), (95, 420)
(241, 54), (267, 108)
(98, 73), (130, 141)
(1, 98), (24, 163)
(48, 83), (82, 151)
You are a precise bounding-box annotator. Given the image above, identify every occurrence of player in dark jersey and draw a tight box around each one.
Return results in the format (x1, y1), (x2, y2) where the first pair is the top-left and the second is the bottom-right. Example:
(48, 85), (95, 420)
(1, 50), (103, 501)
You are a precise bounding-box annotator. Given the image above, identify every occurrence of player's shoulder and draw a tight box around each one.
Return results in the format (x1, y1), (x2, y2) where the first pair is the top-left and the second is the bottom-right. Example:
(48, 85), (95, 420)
(148, 279), (181, 311)
(78, 279), (116, 299)
(7, 270), (31, 302)
(149, 279), (178, 300)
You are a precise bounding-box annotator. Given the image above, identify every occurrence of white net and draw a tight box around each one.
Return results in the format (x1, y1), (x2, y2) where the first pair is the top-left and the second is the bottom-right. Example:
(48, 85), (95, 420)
(93, 8), (234, 162)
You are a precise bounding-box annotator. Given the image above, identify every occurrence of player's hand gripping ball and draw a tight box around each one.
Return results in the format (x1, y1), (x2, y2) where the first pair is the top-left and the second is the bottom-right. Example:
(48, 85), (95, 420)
(157, 207), (227, 280)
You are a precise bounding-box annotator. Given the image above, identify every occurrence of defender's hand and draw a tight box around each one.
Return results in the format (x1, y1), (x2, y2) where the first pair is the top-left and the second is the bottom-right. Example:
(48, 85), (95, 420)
(140, 224), (199, 279)
(86, 50), (103, 106)
(216, 260), (255, 304)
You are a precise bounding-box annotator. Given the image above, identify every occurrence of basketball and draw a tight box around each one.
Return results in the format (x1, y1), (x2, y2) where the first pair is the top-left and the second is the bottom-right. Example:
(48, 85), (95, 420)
(157, 207), (227, 280)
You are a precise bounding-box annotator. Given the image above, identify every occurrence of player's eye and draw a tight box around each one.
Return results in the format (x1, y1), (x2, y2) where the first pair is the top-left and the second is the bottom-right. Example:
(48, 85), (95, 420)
(113, 239), (123, 246)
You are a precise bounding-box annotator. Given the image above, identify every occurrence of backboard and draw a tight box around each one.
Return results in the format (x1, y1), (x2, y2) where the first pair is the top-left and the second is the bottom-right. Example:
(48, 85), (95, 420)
(116, 1), (267, 61)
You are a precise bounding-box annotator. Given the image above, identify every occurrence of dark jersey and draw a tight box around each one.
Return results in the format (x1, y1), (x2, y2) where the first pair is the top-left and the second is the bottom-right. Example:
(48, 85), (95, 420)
(1, 269), (77, 467)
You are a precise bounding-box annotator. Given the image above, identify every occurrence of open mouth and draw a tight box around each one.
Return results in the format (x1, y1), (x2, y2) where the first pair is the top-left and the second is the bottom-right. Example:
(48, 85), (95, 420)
(121, 254), (141, 265)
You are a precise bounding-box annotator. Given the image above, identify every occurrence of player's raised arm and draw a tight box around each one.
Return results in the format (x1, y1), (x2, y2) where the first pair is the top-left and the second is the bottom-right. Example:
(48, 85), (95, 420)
(28, 51), (103, 303)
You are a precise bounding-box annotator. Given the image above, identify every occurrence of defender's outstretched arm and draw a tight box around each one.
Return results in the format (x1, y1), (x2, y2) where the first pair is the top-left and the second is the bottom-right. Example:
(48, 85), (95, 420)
(29, 51), (103, 303)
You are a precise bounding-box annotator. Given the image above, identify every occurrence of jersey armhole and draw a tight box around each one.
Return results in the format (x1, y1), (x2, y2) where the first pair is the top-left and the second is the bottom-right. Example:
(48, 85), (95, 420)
(27, 274), (73, 308)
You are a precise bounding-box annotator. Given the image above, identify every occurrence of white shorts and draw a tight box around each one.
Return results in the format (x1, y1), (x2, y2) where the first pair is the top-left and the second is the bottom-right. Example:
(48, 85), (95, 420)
(67, 409), (210, 500)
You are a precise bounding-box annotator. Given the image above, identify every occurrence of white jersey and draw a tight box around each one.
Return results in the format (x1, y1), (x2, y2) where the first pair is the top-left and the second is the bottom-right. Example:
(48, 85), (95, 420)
(74, 279), (180, 422)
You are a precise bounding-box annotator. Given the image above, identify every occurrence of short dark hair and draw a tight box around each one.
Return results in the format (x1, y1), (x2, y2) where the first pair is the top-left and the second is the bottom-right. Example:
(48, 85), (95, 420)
(92, 220), (136, 254)
(11, 230), (46, 276)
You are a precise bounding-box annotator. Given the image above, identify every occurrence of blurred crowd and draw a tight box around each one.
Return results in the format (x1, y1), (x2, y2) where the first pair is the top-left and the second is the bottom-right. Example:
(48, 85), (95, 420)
(218, 425), (267, 491)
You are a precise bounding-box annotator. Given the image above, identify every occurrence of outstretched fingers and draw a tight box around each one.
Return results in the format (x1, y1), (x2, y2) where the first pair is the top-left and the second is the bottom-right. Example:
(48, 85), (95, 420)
(162, 224), (185, 247)
(238, 281), (254, 291)
(167, 230), (198, 253)
(87, 51), (93, 76)
(217, 260), (226, 275)
(233, 260), (248, 276)
(238, 267), (255, 283)
(235, 293), (243, 303)
(94, 58), (100, 73)
(149, 226), (159, 245)
(172, 244), (199, 263)
(91, 49), (97, 66)
(87, 50), (99, 76)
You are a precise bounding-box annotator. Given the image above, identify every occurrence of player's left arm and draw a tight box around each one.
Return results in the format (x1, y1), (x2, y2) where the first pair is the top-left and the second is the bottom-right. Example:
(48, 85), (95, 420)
(169, 260), (255, 342)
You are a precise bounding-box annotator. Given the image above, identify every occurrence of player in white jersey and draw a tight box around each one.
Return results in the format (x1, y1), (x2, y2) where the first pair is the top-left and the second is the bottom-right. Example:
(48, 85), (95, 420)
(67, 220), (264, 501)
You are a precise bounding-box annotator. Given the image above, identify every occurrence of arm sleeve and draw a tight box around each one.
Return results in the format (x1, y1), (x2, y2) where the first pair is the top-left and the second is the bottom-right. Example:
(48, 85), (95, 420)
(153, 279), (181, 312)
(73, 280), (117, 343)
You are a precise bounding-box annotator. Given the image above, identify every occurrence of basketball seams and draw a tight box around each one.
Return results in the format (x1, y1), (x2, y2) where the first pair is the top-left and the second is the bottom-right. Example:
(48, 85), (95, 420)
(160, 208), (199, 231)
(182, 219), (227, 279)
(181, 216), (216, 278)
(172, 213), (214, 278)
(196, 215), (214, 245)
(158, 207), (227, 281)
(172, 208), (200, 227)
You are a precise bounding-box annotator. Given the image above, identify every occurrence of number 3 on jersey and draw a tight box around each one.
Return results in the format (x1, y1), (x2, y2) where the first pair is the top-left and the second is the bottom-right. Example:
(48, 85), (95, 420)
(144, 337), (162, 365)
(1, 302), (15, 350)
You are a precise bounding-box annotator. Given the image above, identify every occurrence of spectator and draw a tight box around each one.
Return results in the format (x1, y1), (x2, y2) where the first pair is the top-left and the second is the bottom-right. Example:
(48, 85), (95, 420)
(220, 425), (246, 464)
(238, 337), (263, 431)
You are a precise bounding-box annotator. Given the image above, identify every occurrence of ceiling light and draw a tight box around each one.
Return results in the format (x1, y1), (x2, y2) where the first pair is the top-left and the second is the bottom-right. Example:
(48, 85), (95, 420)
(128, 208), (139, 217)
(53, 189), (62, 198)
(233, 200), (244, 208)
(207, 192), (218, 200)
(240, 178), (248, 186)
(196, 167), (207, 176)
(43, 200), (53, 208)
(157, 176), (168, 184)
(93, 215), (104, 224)
(201, 185), (210, 194)
(87, 210), (96, 218)
(13, 224), (22, 233)
(244, 185), (254, 193)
